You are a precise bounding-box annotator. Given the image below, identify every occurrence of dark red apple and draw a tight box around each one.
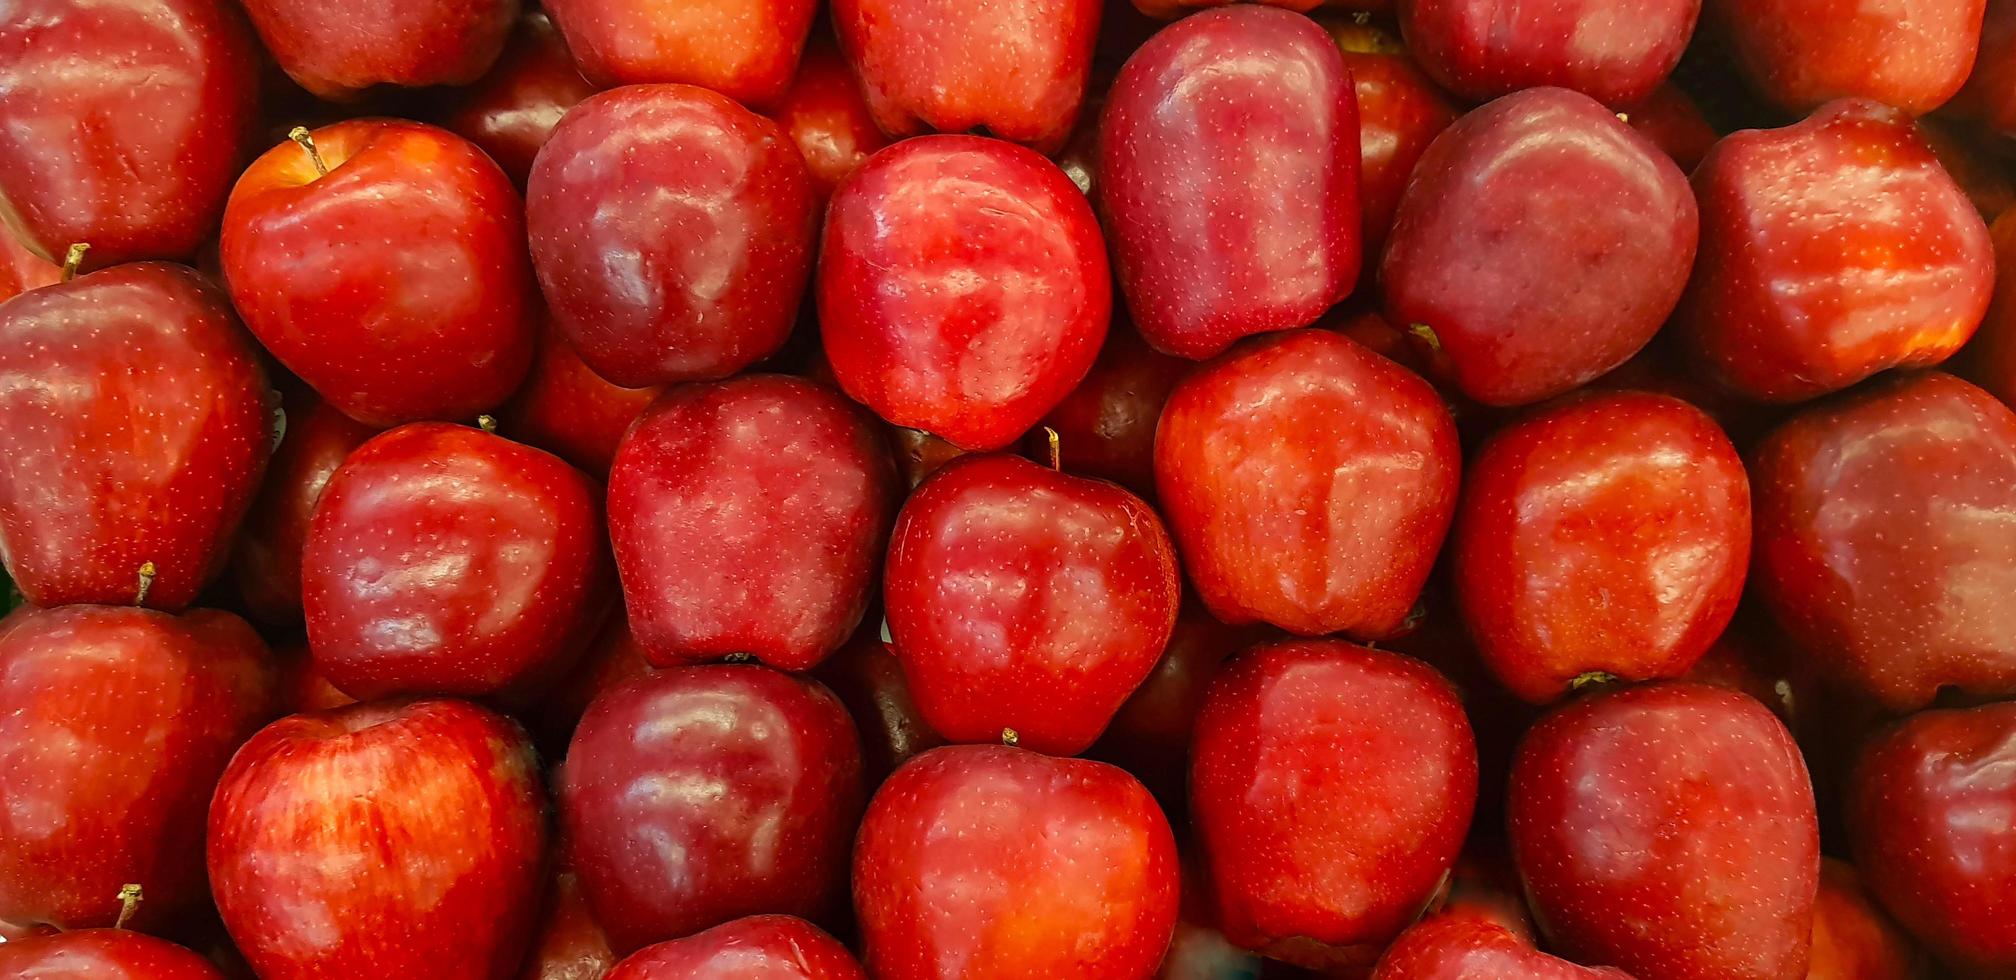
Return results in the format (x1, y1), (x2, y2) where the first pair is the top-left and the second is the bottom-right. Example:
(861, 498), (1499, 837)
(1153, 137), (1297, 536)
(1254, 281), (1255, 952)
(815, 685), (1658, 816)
(527, 84), (816, 389)
(1709, 0), (1985, 114)
(819, 135), (1109, 450)
(1099, 7), (1359, 360)
(0, 605), (275, 932)
(1965, 208), (2016, 408)
(439, 11), (597, 186)
(543, 0), (814, 106)
(1155, 329), (1460, 638)
(606, 916), (864, 979)
(854, 744), (1179, 980)
(1752, 371), (2016, 711)
(274, 639), (356, 715)
(813, 631), (945, 786)
(0, 930), (227, 979)
(1807, 858), (1926, 980)
(208, 699), (547, 978)
(1038, 321), (1190, 496)
(1628, 83), (1720, 172)
(889, 427), (969, 488)
(230, 389), (378, 625)
(1675, 100), (1993, 402)
(1436, 851), (1535, 938)
(884, 453), (1180, 755)
(519, 869), (617, 980)
(303, 422), (611, 700)
(1329, 20), (1460, 262)
(1091, 601), (1269, 805)
(776, 38), (891, 202)
(524, 614), (653, 753)
(0, 263), (272, 610)
(0, 232), (59, 305)
(1133, 0), (1369, 17)
(222, 119), (536, 426)
(496, 320), (662, 478)
(608, 375), (897, 671)
(1510, 682), (1818, 979)
(0, 0), (257, 268)
(240, 0), (516, 99)
(560, 666), (863, 953)
(1399, 0), (1698, 107)
(1917, 116), (2016, 220)
(1372, 916), (1632, 979)
(1958, 0), (2016, 136)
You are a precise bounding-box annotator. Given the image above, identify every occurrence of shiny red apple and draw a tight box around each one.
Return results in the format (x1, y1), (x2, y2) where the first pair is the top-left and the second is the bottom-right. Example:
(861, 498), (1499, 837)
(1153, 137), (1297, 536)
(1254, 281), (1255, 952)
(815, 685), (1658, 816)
(1372, 915), (1632, 979)
(775, 38), (891, 202)
(606, 916), (865, 979)
(1037, 321), (1190, 496)
(496, 320), (662, 478)
(439, 11), (597, 186)
(240, 0), (516, 98)
(543, 0), (814, 106)
(1710, 0), (1985, 114)
(1329, 20), (1460, 262)
(0, 929), (227, 979)
(1400, 0), (1699, 107)
(1807, 858), (1926, 980)
(230, 388), (378, 625)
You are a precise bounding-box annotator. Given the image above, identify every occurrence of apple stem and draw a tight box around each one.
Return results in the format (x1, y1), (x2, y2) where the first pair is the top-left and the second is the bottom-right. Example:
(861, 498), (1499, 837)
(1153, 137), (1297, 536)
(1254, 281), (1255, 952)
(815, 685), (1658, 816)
(113, 884), (141, 930)
(476, 414), (498, 433)
(1615, 112), (1631, 123)
(60, 243), (88, 281)
(1569, 671), (1618, 694)
(1407, 323), (1444, 353)
(1000, 728), (1020, 747)
(1042, 426), (1061, 471)
(724, 652), (753, 664)
(288, 126), (328, 177)
(133, 561), (157, 607)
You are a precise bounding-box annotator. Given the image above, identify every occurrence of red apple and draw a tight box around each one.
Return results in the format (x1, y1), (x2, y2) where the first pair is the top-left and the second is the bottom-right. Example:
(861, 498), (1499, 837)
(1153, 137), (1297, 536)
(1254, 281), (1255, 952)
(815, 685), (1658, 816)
(543, 0), (814, 106)
(819, 135), (1109, 450)
(240, 0), (515, 99)
(528, 84), (816, 389)
(560, 666), (863, 952)
(1628, 83), (1721, 172)
(884, 453), (1180, 755)
(0, 605), (275, 932)
(222, 119), (536, 426)
(1676, 101), (1993, 402)
(1752, 372), (2016, 711)
(1383, 87), (1698, 406)
(438, 12), (597, 186)
(775, 38), (891, 202)
(608, 374), (897, 671)
(208, 699), (547, 978)
(854, 744), (1179, 980)
(1510, 682), (1819, 979)
(0, 263), (272, 610)
(230, 389), (378, 625)
(1037, 321), (1190, 496)
(889, 427), (970, 488)
(1709, 0), (1985, 114)
(0, 929), (227, 979)
(1091, 601), (1270, 805)
(813, 631), (945, 786)
(1399, 0), (1698, 107)
(1329, 20), (1460, 262)
(1849, 700), (2016, 976)
(606, 916), (864, 979)
(1965, 208), (2016, 408)
(519, 869), (617, 980)
(273, 639), (356, 715)
(1155, 329), (1460, 638)
(1372, 916), (1632, 979)
(832, 0), (1100, 152)
(1099, 7), (1359, 360)
(0, 232), (60, 305)
(524, 614), (653, 753)
(1807, 858), (1926, 980)
(303, 422), (611, 700)
(496, 320), (662, 478)
(1958, 0), (2016, 135)
(1132, 0), (1362, 18)
(1436, 851), (1535, 938)
(0, 0), (257, 268)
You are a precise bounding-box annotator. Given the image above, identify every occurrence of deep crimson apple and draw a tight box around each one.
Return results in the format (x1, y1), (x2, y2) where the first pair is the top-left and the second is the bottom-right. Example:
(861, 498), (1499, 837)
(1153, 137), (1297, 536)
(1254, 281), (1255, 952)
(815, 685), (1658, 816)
(1329, 20), (1459, 262)
(519, 869), (617, 980)
(273, 639), (356, 715)
(1683, 625), (1799, 726)
(1090, 601), (1268, 802)
(1436, 851), (1535, 938)
(884, 453), (1179, 755)
(1752, 372), (2016, 711)
(1452, 391), (1749, 703)
(543, 0), (814, 106)
(889, 427), (969, 488)
(608, 374), (897, 671)
(1372, 916), (1632, 979)
(813, 631), (945, 786)
(1676, 101), (1993, 402)
(0, 233), (59, 305)
(0, 929), (227, 979)
(439, 12), (597, 186)
(525, 614), (653, 753)
(1709, 0), (1985, 114)
(1383, 87), (1698, 406)
(831, 0), (1100, 152)
(1509, 682), (1818, 980)
(0, 0), (257, 268)
(528, 84), (816, 389)
(819, 135), (1109, 450)
(222, 119), (536, 426)
(1192, 640), (1474, 970)
(1848, 700), (2016, 975)
(1958, 0), (2016, 136)
(240, 0), (515, 99)
(1099, 7), (1359, 360)
(0, 605), (275, 932)
(1807, 858), (1925, 980)
(1916, 116), (2016, 219)
(230, 389), (377, 625)
(775, 38), (890, 202)
(1132, 0), (1361, 17)
(0, 263), (272, 610)
(1399, 0), (1698, 107)
(606, 916), (865, 979)
(1155, 329), (1460, 638)
(208, 699), (547, 979)
(854, 744), (1179, 980)
(303, 422), (611, 700)
(1628, 83), (1720, 172)
(1035, 322), (1188, 496)
(1966, 209), (2016, 407)
(496, 320), (662, 477)
(560, 666), (863, 952)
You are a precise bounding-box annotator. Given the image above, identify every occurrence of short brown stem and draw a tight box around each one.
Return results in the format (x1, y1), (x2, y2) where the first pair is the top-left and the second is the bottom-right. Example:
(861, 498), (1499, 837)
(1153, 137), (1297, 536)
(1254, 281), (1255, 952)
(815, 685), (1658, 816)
(1042, 426), (1061, 471)
(288, 126), (328, 177)
(113, 883), (142, 930)
(133, 561), (157, 607)
(1000, 728), (1020, 747)
(476, 414), (498, 433)
(60, 243), (89, 281)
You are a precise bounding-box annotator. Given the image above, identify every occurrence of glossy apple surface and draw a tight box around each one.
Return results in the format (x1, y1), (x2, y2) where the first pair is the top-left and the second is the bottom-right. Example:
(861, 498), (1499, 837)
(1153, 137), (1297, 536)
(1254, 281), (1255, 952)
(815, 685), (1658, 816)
(1155, 329), (1459, 638)
(1710, 0), (1985, 114)
(231, 389), (377, 625)
(1372, 915), (1632, 979)
(1038, 321), (1189, 496)
(241, 0), (516, 98)
(518, 869), (617, 980)
(1100, 7), (1359, 360)
(0, 233), (59, 305)
(544, 0), (814, 106)
(820, 135), (1109, 450)
(854, 744), (1178, 980)
(1400, 0), (1698, 107)
(0, 263), (272, 610)
(606, 916), (864, 980)
(1807, 858), (1925, 980)
(222, 119), (536, 426)
(496, 320), (661, 478)
(439, 12), (597, 186)
(0, 930), (227, 980)
(528, 84), (816, 389)
(814, 631), (945, 786)
(776, 38), (891, 202)
(1329, 20), (1459, 262)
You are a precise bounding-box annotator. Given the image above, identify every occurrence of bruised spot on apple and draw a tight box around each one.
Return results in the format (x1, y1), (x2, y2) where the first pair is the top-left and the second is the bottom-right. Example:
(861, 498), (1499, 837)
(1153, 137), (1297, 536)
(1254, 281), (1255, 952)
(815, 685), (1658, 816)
(606, 915), (865, 979)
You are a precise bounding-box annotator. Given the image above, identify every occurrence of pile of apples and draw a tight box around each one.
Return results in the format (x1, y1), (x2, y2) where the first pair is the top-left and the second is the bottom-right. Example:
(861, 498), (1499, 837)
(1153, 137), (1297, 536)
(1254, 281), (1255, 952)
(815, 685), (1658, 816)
(4, 0), (2016, 976)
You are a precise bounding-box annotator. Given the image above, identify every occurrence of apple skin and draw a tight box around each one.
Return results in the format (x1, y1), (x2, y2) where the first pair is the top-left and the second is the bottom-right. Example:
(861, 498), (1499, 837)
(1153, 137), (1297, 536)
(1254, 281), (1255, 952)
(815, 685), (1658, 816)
(1964, 208), (2016, 408)
(303, 423), (610, 701)
(1708, 0), (1984, 115)
(1090, 601), (1270, 809)
(775, 38), (891, 202)
(832, 0), (1100, 152)
(222, 119), (537, 427)
(1674, 100), (1994, 403)
(240, 0), (516, 99)
(0, 263), (273, 610)
(0, 0), (258, 268)
(0, 605), (276, 933)
(608, 374), (897, 672)
(1752, 371), (2016, 712)
(1155, 329), (1460, 638)
(1328, 20), (1460, 263)
(527, 84), (816, 390)
(559, 666), (864, 953)
(820, 135), (1109, 450)
(853, 744), (1179, 980)
(1452, 391), (1750, 703)
(496, 320), (662, 478)
(1399, 0), (1699, 108)
(208, 699), (547, 979)
(230, 389), (378, 625)
(0, 232), (60, 304)
(0, 930), (228, 979)
(1099, 7), (1359, 360)
(518, 869), (617, 980)
(1510, 682), (1819, 980)
(274, 639), (356, 715)
(524, 614), (653, 754)
(1807, 858), (1926, 980)
(1372, 916), (1633, 979)
(1382, 87), (1698, 407)
(543, 0), (814, 107)
(884, 453), (1180, 755)
(1037, 321), (1191, 497)
(1628, 83), (1721, 172)
(439, 12), (597, 186)
(1957, 0), (2016, 136)
(813, 631), (946, 787)
(1848, 700), (2016, 976)
(606, 916), (865, 980)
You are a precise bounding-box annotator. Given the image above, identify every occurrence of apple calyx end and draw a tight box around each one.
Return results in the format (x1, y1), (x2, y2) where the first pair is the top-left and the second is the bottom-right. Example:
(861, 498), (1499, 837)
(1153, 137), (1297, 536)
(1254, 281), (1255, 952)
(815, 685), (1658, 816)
(724, 652), (754, 664)
(132, 561), (157, 607)
(113, 883), (142, 930)
(60, 243), (88, 281)
(1000, 728), (1020, 747)
(1569, 671), (1618, 694)
(288, 126), (329, 177)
